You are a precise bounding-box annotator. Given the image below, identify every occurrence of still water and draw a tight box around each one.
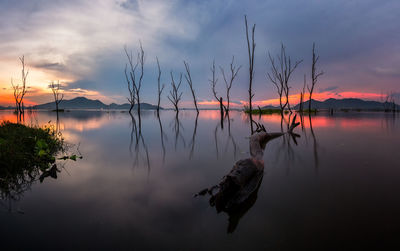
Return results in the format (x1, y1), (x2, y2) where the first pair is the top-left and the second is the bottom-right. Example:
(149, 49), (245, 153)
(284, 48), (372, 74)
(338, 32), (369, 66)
(1, 110), (399, 250)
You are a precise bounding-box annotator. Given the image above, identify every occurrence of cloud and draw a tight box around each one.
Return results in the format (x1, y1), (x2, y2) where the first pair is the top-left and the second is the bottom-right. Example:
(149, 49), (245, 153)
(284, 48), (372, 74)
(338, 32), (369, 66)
(371, 67), (400, 78)
(319, 86), (339, 92)
(32, 62), (66, 72)
(0, 0), (399, 107)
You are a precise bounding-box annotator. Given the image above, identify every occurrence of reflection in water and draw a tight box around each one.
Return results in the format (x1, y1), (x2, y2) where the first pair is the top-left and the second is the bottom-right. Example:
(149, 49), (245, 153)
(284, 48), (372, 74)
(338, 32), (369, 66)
(0, 110), (399, 249)
(309, 114), (319, 171)
(189, 113), (199, 159)
(197, 117), (300, 233)
(215, 114), (240, 161)
(129, 113), (150, 172)
(225, 113), (239, 160)
(214, 122), (219, 159)
(171, 114), (186, 150)
(157, 113), (167, 163)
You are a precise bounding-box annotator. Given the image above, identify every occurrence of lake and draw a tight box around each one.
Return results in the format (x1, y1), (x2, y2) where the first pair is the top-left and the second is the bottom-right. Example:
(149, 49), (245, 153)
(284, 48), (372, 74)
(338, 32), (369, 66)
(1, 110), (399, 250)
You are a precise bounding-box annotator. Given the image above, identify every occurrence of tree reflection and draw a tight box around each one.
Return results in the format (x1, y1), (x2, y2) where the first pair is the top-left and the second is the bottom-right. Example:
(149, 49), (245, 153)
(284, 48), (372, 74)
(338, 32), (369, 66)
(170, 114), (185, 151)
(189, 113), (199, 159)
(309, 114), (319, 171)
(129, 113), (150, 173)
(157, 113), (167, 163)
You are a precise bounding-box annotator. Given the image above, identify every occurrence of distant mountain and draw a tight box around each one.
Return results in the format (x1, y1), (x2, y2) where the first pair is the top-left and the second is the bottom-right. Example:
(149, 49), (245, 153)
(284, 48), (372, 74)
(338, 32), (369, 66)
(261, 105), (280, 110)
(33, 97), (160, 110)
(294, 98), (399, 110)
(0, 105), (14, 110)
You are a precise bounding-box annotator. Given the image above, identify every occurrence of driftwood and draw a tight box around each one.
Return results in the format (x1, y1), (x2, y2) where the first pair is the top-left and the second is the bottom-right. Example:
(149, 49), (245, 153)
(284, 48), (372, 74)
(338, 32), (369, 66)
(196, 115), (300, 233)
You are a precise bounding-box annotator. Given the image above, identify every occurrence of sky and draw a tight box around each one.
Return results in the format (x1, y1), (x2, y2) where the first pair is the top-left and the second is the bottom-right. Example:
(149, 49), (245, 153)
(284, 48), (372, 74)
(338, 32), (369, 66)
(0, 0), (399, 107)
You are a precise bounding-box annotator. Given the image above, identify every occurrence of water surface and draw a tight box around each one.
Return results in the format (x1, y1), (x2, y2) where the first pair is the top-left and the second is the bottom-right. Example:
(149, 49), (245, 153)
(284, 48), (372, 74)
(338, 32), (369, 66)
(1, 110), (399, 250)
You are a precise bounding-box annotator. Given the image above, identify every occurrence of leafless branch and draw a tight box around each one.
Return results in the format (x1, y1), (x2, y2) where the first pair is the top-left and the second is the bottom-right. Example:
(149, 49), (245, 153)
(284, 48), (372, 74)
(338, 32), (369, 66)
(11, 55), (29, 116)
(220, 56), (241, 112)
(267, 43), (302, 113)
(308, 43), (324, 111)
(168, 71), (183, 114)
(184, 60), (199, 113)
(156, 57), (165, 116)
(245, 15), (256, 133)
(50, 80), (64, 111)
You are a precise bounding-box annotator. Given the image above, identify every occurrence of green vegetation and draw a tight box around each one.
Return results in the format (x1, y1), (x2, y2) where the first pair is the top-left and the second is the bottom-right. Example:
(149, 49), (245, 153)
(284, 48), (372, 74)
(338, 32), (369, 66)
(0, 121), (68, 199)
(52, 109), (65, 112)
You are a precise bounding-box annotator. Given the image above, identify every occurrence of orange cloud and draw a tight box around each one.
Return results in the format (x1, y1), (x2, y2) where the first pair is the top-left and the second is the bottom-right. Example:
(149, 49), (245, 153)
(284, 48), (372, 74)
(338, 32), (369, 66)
(198, 100), (220, 106)
(0, 94), (37, 106)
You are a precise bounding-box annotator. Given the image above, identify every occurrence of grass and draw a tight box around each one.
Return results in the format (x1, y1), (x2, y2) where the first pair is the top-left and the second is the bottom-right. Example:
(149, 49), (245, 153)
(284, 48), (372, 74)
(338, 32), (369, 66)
(51, 109), (65, 112)
(0, 121), (64, 199)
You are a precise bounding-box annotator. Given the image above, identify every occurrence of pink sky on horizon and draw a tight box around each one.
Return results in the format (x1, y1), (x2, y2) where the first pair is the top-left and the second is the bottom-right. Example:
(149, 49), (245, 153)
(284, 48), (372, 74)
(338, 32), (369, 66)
(0, 90), (390, 107)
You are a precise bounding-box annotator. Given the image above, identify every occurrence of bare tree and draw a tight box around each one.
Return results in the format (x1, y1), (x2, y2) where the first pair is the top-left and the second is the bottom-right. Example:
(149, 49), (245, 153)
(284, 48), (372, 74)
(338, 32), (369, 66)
(168, 71), (183, 115)
(220, 56), (241, 113)
(210, 60), (225, 121)
(11, 55), (29, 115)
(124, 42), (145, 129)
(184, 61), (199, 114)
(244, 15), (256, 133)
(244, 15), (255, 113)
(267, 43), (303, 113)
(156, 57), (165, 117)
(136, 42), (145, 128)
(308, 43), (324, 112)
(124, 46), (137, 114)
(50, 80), (64, 112)
(299, 74), (306, 112)
(210, 60), (219, 103)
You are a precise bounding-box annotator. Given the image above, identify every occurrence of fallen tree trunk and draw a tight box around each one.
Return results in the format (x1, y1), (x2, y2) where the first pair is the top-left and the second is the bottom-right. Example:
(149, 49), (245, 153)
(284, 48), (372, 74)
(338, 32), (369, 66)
(195, 115), (300, 232)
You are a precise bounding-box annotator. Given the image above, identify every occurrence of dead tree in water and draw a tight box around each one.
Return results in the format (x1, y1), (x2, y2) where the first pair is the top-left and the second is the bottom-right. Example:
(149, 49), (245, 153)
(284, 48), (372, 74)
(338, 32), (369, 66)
(50, 80), (64, 112)
(220, 56), (241, 113)
(124, 42), (145, 129)
(124, 47), (137, 113)
(156, 57), (165, 117)
(308, 43), (324, 112)
(168, 71), (183, 115)
(299, 74), (306, 113)
(195, 116), (300, 233)
(11, 55), (29, 117)
(267, 44), (302, 113)
(244, 15), (256, 133)
(184, 61), (199, 114)
(136, 42), (145, 128)
(210, 60), (225, 115)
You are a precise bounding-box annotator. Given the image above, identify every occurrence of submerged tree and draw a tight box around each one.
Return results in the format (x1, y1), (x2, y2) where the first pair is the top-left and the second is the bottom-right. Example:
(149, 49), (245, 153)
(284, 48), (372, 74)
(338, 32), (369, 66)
(299, 74), (306, 113)
(50, 80), (64, 112)
(308, 43), (324, 112)
(210, 60), (224, 124)
(220, 56), (241, 113)
(210, 60), (224, 112)
(244, 15), (256, 133)
(11, 55), (29, 117)
(124, 47), (137, 114)
(184, 61), (199, 114)
(135, 42), (145, 125)
(168, 71), (183, 115)
(156, 57), (165, 117)
(267, 43), (302, 113)
(124, 42), (145, 129)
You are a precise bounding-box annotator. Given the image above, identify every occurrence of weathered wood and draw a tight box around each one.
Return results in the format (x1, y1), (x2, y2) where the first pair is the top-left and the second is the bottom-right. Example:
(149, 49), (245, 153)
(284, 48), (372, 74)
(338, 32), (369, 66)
(196, 116), (300, 232)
